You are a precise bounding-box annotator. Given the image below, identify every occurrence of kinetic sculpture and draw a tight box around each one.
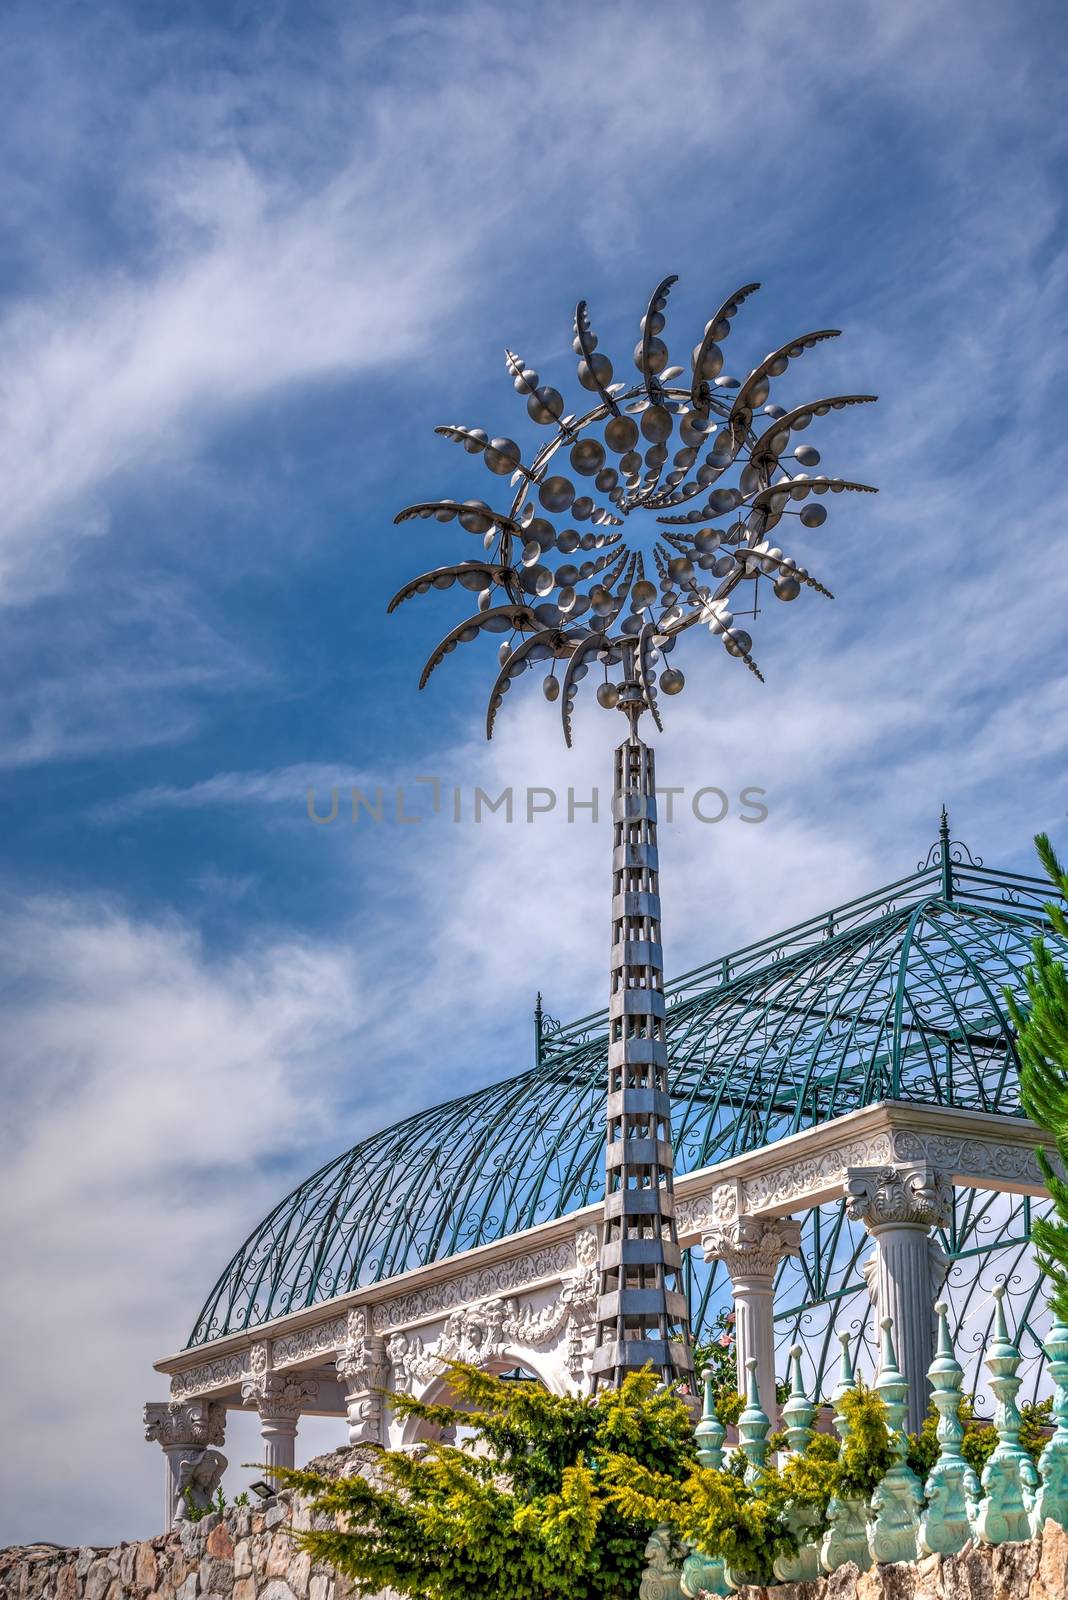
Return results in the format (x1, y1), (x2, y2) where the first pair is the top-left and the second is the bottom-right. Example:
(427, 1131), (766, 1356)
(391, 276), (876, 1386)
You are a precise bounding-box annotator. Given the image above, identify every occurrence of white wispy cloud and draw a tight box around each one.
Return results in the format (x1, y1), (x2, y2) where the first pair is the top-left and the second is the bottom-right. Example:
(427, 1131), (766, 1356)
(91, 763), (369, 821)
(2, 0), (1067, 1555)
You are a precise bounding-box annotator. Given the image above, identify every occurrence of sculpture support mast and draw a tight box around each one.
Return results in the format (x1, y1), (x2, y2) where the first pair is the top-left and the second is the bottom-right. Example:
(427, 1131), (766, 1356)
(592, 661), (694, 1388)
(390, 271), (876, 1390)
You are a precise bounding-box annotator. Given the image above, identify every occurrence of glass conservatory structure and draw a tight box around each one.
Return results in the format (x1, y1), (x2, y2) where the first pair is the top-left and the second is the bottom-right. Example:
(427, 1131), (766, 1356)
(147, 825), (1066, 1524)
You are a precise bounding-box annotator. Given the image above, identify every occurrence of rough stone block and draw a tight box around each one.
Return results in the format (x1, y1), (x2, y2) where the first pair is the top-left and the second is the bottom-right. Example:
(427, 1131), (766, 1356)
(264, 1540), (291, 1582)
(76, 1550), (96, 1580)
(55, 1562), (78, 1600)
(233, 1543), (252, 1580)
(84, 1560), (113, 1600)
(176, 1571), (199, 1600)
(1037, 1519), (1068, 1600)
(136, 1546), (159, 1592)
(943, 1542), (994, 1600)
(258, 1583), (298, 1600)
(307, 1575), (330, 1600)
(263, 1510), (287, 1534)
(205, 1527), (233, 1565)
(286, 1553), (310, 1598)
(119, 1547), (138, 1588)
(825, 1564), (861, 1600)
(198, 1558), (233, 1597)
(989, 1539), (1038, 1600)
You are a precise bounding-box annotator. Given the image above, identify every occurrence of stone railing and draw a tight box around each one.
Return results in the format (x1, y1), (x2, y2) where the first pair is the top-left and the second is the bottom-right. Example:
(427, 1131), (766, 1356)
(659, 1286), (1068, 1598)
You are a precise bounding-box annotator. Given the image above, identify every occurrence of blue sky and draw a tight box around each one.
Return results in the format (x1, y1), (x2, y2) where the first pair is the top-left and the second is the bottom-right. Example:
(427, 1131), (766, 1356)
(1, 0), (1067, 1548)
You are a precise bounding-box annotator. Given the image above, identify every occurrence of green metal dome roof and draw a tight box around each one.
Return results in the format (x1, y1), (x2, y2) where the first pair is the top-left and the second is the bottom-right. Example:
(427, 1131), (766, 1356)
(189, 826), (1064, 1348)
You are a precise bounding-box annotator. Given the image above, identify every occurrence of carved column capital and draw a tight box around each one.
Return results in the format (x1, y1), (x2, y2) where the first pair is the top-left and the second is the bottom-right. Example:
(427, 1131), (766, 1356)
(702, 1215), (802, 1280)
(241, 1370), (320, 1422)
(145, 1400), (227, 1530)
(144, 1398), (225, 1450)
(844, 1163), (952, 1231)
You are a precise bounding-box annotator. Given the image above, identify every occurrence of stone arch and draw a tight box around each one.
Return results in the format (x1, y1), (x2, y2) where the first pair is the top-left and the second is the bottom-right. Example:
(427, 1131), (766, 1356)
(394, 1344), (562, 1449)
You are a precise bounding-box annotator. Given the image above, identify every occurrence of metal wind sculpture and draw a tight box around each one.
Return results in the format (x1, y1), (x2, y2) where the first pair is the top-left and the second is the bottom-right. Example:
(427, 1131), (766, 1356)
(390, 276), (876, 1389)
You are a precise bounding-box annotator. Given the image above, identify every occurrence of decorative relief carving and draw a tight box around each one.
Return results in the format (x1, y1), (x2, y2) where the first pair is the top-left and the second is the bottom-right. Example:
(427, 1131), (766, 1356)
(370, 1237), (580, 1334)
(387, 1256), (599, 1394)
(170, 1356), (248, 1402)
(741, 1136), (897, 1214)
(676, 1181), (742, 1237)
(337, 1306), (390, 1445)
(145, 1398), (226, 1449)
(676, 1128), (1048, 1233)
(701, 1216), (802, 1279)
(890, 1130), (1055, 1183)
(271, 1315), (347, 1367)
(173, 1449), (228, 1522)
(845, 1164), (953, 1231)
(241, 1369), (321, 1421)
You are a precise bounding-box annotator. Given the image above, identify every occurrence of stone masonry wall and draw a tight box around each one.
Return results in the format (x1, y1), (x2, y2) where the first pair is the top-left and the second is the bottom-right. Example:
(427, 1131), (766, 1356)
(0, 1445), (383, 1600)
(3, 1491), (1068, 1600)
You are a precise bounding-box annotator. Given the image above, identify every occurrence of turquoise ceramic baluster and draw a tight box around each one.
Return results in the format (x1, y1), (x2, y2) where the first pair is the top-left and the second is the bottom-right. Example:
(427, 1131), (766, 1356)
(820, 1331), (872, 1574)
(694, 1369), (726, 1468)
(1031, 1315), (1068, 1536)
(681, 1373), (729, 1600)
(736, 1356), (770, 1485)
(919, 1301), (980, 1555)
(868, 1316), (922, 1564)
(773, 1345), (822, 1584)
(974, 1285), (1038, 1544)
(721, 1359), (773, 1591)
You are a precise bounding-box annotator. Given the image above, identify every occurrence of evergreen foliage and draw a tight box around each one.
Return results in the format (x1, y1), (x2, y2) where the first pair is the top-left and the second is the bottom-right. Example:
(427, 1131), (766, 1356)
(907, 1394), (1052, 1479)
(276, 1362), (695, 1600)
(277, 1366), (897, 1596)
(1006, 833), (1068, 1321)
(594, 1384), (893, 1585)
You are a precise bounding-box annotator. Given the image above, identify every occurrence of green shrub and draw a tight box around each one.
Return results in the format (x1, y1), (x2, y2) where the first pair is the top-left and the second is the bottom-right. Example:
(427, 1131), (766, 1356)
(276, 1361), (695, 1600)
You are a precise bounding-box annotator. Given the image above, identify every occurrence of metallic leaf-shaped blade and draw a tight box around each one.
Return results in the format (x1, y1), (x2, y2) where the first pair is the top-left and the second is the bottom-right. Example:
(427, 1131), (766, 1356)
(748, 394), (878, 486)
(637, 621), (664, 734)
(394, 500), (524, 535)
(639, 274), (679, 399)
(387, 561), (516, 614)
(560, 631), (607, 748)
(485, 626), (583, 738)
(691, 283), (761, 409)
(726, 330), (841, 450)
(418, 603), (541, 690)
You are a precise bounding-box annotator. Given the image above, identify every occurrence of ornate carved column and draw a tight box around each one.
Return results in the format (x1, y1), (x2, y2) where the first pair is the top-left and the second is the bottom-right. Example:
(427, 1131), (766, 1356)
(144, 1398), (226, 1531)
(337, 1308), (391, 1446)
(845, 1163), (952, 1434)
(702, 1216), (801, 1423)
(241, 1366), (320, 1473)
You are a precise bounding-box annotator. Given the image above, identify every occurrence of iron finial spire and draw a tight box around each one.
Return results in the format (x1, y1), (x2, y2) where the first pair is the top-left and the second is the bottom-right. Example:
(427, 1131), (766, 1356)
(940, 805), (953, 901)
